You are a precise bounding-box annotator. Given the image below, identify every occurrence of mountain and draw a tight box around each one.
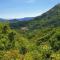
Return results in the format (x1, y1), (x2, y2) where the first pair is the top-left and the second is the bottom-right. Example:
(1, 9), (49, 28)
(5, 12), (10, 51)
(7, 17), (34, 24)
(0, 17), (34, 23)
(0, 18), (7, 22)
(27, 3), (60, 29)
(0, 4), (60, 60)
(10, 4), (60, 29)
(17, 17), (34, 21)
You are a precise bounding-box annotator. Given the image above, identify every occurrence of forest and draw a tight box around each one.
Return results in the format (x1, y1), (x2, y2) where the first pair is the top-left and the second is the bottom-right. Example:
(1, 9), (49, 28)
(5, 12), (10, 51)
(0, 4), (60, 60)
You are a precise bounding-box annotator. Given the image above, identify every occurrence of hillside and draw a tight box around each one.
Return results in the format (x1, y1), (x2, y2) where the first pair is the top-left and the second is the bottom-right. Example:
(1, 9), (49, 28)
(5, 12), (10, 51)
(0, 4), (60, 60)
(10, 4), (60, 30)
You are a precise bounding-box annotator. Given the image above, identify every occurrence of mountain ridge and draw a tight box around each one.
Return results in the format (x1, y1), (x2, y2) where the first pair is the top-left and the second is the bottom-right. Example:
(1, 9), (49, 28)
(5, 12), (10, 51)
(9, 3), (60, 29)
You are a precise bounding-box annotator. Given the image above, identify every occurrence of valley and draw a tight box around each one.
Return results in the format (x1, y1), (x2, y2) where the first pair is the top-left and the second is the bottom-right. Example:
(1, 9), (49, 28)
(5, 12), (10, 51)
(0, 4), (60, 60)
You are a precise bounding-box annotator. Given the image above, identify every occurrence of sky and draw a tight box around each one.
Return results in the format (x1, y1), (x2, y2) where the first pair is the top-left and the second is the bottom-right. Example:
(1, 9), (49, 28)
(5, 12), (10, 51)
(0, 0), (60, 19)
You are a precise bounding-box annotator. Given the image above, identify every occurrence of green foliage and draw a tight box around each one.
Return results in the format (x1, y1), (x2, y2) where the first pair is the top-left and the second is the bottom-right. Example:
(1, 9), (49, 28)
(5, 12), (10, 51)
(8, 32), (16, 42)
(2, 26), (8, 34)
(19, 46), (27, 55)
(0, 4), (60, 60)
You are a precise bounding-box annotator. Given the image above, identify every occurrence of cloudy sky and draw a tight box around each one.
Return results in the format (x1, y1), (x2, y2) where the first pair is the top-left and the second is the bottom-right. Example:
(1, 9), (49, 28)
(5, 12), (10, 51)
(0, 0), (59, 19)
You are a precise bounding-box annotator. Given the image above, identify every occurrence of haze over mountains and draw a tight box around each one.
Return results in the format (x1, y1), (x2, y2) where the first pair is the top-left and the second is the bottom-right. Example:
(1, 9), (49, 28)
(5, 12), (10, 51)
(0, 17), (34, 22)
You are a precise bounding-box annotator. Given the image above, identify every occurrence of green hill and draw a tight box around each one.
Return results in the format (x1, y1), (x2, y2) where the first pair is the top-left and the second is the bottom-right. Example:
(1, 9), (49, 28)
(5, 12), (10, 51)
(0, 4), (60, 60)
(10, 4), (60, 30)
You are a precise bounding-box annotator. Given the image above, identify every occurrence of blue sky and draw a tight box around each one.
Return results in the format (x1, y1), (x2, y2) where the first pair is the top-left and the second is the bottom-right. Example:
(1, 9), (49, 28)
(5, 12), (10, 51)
(0, 0), (60, 19)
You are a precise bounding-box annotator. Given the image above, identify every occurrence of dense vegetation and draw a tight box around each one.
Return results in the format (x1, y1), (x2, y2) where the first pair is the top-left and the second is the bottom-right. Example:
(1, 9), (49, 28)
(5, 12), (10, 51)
(0, 4), (60, 60)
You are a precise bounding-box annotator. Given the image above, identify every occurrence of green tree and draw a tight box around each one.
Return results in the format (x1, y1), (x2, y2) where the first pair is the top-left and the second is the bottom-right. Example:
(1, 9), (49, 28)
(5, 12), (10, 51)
(2, 26), (8, 34)
(8, 32), (16, 42)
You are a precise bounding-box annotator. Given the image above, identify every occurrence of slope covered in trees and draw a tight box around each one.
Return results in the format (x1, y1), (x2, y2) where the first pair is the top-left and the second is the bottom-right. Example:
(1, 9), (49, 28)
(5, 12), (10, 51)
(0, 4), (60, 60)
(10, 4), (60, 29)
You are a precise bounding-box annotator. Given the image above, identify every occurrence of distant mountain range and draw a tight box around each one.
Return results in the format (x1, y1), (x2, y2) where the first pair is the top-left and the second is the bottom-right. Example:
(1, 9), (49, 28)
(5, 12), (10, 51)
(0, 17), (34, 23)
(17, 17), (34, 21)
(0, 18), (7, 22)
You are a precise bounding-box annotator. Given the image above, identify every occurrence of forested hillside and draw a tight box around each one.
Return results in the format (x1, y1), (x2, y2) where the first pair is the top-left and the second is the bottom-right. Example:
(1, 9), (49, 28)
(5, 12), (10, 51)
(0, 4), (60, 60)
(10, 4), (60, 29)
